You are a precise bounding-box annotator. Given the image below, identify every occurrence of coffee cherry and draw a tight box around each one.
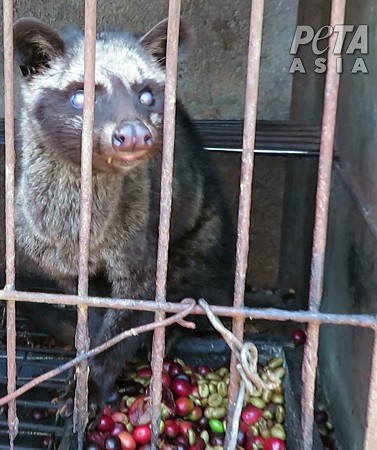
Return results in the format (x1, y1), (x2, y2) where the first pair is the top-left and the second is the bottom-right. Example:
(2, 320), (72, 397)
(163, 359), (173, 373)
(164, 419), (180, 438)
(105, 435), (122, 450)
(110, 422), (127, 436)
(111, 412), (128, 424)
(133, 424), (152, 445)
(172, 373), (192, 384)
(97, 415), (115, 433)
(39, 435), (53, 448)
(169, 362), (184, 378)
(264, 437), (287, 450)
(32, 408), (48, 421)
(171, 379), (192, 398)
(176, 397), (194, 416)
(196, 366), (213, 376)
(188, 406), (203, 422)
(161, 371), (171, 387)
(291, 328), (307, 345)
(117, 431), (137, 450)
(87, 430), (106, 448)
(136, 367), (152, 379)
(86, 445), (102, 450)
(196, 417), (209, 430)
(241, 405), (264, 425)
(208, 419), (225, 434)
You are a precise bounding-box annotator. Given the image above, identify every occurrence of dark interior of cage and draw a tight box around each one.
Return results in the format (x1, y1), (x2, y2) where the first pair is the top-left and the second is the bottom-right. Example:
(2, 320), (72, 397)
(1, 1), (375, 449)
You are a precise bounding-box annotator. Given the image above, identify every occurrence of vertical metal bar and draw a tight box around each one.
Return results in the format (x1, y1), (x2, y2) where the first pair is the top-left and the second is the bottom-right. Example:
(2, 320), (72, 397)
(150, 1), (181, 447)
(364, 328), (377, 449)
(301, 0), (346, 448)
(225, 0), (265, 446)
(74, 0), (97, 447)
(3, 0), (15, 289)
(3, 1), (18, 448)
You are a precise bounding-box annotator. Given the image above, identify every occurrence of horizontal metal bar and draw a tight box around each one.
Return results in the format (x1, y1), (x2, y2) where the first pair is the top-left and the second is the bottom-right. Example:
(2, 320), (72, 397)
(0, 420), (63, 435)
(0, 380), (65, 390)
(0, 348), (73, 359)
(205, 147), (321, 156)
(14, 400), (60, 409)
(196, 120), (319, 129)
(0, 290), (376, 328)
(0, 446), (48, 450)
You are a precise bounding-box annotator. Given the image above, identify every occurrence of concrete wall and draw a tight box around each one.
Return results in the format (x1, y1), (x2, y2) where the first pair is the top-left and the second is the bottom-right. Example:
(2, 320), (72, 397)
(321, 170), (377, 449)
(279, 0), (330, 307)
(319, 0), (377, 448)
(212, 152), (286, 289)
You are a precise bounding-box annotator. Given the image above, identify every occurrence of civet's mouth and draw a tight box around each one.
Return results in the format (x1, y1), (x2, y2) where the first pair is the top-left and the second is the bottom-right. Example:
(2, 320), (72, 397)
(102, 149), (149, 166)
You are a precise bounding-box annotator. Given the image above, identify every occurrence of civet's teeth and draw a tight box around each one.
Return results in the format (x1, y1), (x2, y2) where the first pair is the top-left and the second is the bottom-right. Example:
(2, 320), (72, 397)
(107, 157), (112, 165)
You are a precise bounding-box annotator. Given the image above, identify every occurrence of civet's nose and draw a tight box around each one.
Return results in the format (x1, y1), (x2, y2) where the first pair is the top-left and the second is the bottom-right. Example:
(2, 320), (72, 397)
(112, 120), (153, 152)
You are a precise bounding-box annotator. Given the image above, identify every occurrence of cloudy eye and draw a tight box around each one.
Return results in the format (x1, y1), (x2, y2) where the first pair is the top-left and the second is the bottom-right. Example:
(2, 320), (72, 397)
(139, 90), (155, 107)
(70, 90), (85, 109)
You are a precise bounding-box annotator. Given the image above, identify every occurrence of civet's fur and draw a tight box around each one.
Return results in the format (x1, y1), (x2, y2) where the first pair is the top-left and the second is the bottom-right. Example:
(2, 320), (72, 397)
(9, 17), (235, 416)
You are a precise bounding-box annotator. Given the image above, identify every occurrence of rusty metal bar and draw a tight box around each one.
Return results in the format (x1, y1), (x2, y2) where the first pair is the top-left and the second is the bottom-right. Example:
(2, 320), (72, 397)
(225, 0), (265, 446)
(301, 0), (346, 448)
(153, 5), (181, 299)
(364, 332), (377, 449)
(3, 0), (18, 448)
(3, 0), (16, 290)
(5, 304), (17, 450)
(74, 0), (97, 446)
(0, 299), (196, 408)
(0, 289), (376, 328)
(78, 2), (96, 298)
(150, 2), (181, 446)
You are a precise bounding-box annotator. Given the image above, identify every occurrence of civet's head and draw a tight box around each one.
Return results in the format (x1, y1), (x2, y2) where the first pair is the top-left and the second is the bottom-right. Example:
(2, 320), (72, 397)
(14, 17), (193, 173)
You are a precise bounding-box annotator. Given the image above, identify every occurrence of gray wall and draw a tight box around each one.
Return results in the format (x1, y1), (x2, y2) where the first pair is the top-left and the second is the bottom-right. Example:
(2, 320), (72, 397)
(279, 0), (330, 307)
(321, 171), (377, 449)
(320, 0), (377, 448)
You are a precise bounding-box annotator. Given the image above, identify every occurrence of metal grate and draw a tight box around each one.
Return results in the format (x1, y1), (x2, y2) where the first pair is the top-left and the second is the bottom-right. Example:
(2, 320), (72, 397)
(0, 305), (73, 449)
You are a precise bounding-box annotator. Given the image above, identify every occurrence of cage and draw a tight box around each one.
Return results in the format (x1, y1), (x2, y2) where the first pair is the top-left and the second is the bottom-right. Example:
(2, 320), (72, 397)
(0, 0), (376, 449)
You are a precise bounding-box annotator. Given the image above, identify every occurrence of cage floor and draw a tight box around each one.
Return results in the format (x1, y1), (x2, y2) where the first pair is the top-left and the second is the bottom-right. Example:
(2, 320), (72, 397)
(0, 307), (73, 449)
(0, 300), (339, 450)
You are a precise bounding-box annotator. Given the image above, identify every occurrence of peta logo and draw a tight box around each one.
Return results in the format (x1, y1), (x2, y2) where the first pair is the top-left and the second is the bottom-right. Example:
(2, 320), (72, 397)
(289, 25), (368, 74)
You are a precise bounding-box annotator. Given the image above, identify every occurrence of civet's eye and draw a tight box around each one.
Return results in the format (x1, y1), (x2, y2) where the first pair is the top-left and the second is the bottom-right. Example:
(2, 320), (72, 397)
(139, 90), (155, 107)
(70, 90), (85, 109)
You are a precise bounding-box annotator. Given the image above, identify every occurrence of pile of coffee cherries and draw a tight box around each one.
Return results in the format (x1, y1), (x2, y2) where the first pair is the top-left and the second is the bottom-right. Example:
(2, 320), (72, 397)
(86, 357), (287, 450)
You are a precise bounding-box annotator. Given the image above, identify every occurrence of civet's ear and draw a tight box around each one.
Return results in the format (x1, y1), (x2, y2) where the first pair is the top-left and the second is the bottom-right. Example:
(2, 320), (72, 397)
(139, 18), (195, 67)
(14, 17), (65, 78)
